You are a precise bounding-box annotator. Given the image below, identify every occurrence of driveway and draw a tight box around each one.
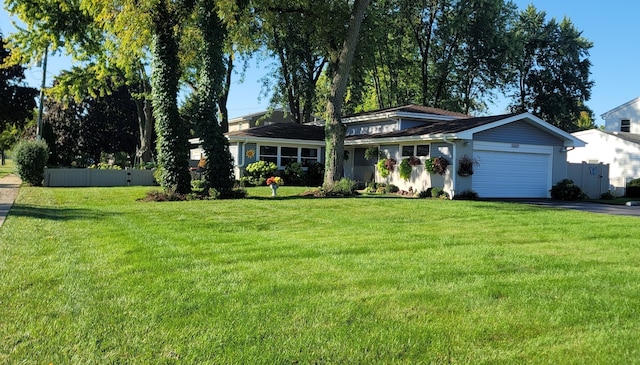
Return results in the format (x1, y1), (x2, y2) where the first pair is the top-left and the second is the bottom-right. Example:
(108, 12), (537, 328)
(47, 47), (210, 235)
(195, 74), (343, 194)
(505, 199), (640, 217)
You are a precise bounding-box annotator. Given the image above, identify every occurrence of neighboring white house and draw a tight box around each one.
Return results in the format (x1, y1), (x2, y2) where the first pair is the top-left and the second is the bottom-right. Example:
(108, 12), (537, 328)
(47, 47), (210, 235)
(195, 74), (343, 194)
(568, 97), (640, 195)
(219, 105), (584, 199)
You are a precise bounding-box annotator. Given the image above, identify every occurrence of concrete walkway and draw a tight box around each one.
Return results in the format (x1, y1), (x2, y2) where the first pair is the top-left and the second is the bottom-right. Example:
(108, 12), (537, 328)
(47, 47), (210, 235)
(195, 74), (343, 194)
(0, 174), (22, 227)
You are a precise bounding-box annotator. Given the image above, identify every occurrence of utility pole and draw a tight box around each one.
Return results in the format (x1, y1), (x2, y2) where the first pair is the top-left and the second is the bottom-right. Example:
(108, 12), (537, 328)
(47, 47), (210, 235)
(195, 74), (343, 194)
(36, 44), (48, 141)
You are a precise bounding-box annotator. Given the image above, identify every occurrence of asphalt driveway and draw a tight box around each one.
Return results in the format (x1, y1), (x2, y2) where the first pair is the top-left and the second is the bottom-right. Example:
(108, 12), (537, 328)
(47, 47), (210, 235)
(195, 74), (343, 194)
(505, 199), (640, 217)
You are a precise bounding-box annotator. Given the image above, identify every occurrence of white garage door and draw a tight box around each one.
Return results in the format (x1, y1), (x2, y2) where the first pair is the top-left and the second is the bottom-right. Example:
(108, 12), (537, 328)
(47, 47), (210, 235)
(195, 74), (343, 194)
(472, 143), (552, 198)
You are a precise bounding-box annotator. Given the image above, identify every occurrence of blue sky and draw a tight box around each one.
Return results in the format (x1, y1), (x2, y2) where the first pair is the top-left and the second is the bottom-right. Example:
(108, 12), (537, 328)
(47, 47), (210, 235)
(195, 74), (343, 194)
(1, 1), (638, 123)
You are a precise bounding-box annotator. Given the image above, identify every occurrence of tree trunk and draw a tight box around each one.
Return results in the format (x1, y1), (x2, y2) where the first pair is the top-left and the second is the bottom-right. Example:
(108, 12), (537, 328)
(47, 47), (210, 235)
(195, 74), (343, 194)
(218, 53), (233, 133)
(150, 0), (191, 194)
(195, 0), (235, 196)
(323, 0), (370, 187)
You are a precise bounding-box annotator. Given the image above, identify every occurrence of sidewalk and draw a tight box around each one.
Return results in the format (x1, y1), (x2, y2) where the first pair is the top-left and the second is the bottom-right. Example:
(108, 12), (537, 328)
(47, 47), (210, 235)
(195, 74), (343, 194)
(0, 174), (22, 227)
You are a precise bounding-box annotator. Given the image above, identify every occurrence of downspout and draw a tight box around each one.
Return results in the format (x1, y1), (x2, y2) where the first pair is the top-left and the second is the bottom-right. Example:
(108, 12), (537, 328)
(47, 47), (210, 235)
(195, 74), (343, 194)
(236, 138), (249, 168)
(231, 138), (249, 180)
(442, 135), (456, 199)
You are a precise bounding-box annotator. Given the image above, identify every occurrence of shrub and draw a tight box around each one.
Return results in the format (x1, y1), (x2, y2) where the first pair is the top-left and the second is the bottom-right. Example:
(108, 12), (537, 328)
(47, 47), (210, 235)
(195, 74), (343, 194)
(323, 178), (358, 197)
(626, 178), (640, 198)
(417, 189), (431, 199)
(385, 184), (399, 193)
(453, 190), (479, 200)
(244, 160), (278, 186)
(600, 191), (615, 200)
(89, 162), (123, 170)
(627, 178), (640, 187)
(283, 162), (304, 186)
(304, 161), (325, 187)
(14, 139), (49, 186)
(550, 179), (586, 200)
(430, 187), (449, 199)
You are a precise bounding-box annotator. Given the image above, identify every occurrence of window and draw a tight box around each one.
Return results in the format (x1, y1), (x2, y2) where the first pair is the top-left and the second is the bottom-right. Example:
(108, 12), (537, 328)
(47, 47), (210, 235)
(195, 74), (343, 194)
(259, 145), (277, 164)
(301, 148), (319, 166)
(621, 119), (631, 132)
(401, 144), (430, 157)
(281, 147), (298, 166)
(259, 146), (320, 167)
(416, 144), (430, 157)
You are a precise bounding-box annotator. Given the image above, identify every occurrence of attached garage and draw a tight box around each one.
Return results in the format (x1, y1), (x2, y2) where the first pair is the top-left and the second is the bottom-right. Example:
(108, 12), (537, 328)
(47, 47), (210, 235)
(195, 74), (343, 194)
(472, 142), (553, 198)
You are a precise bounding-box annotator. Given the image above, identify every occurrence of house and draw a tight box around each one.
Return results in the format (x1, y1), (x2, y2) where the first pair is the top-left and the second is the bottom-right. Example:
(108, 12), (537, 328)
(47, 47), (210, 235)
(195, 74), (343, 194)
(228, 108), (323, 132)
(224, 105), (584, 199)
(567, 97), (640, 195)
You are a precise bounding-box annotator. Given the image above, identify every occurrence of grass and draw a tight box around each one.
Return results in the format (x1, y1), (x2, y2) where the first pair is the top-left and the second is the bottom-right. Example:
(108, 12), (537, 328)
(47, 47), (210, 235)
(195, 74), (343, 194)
(1, 186), (640, 363)
(0, 159), (15, 178)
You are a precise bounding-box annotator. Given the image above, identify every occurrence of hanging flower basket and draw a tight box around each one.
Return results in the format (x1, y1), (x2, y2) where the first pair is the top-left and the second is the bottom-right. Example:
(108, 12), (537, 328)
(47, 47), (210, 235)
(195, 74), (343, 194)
(426, 156), (449, 175)
(457, 154), (479, 177)
(377, 158), (396, 178)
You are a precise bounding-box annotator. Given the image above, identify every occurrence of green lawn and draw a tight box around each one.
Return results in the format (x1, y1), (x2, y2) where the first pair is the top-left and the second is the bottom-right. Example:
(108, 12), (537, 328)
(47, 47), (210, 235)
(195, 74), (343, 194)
(0, 159), (14, 178)
(1, 186), (639, 364)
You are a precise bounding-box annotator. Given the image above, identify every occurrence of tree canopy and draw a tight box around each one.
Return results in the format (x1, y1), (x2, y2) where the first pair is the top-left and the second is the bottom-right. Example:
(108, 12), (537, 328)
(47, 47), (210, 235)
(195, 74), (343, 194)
(0, 33), (37, 161)
(3, 0), (596, 188)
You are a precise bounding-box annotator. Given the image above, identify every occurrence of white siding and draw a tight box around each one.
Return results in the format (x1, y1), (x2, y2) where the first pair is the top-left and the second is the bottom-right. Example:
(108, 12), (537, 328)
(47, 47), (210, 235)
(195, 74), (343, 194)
(569, 129), (640, 192)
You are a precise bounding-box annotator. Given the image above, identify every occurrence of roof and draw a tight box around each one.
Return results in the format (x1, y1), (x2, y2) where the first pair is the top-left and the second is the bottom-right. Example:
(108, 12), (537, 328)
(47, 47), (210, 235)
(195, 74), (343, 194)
(345, 104), (471, 120)
(226, 123), (325, 142)
(574, 129), (640, 145)
(223, 112), (584, 147)
(600, 96), (640, 119)
(346, 114), (514, 140)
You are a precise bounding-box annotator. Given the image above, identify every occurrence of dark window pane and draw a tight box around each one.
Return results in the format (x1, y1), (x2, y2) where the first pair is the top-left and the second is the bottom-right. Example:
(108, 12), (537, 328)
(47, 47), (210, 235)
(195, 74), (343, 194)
(301, 148), (318, 158)
(401, 145), (414, 156)
(260, 146), (277, 155)
(261, 156), (277, 164)
(281, 147), (297, 157)
(416, 144), (430, 156)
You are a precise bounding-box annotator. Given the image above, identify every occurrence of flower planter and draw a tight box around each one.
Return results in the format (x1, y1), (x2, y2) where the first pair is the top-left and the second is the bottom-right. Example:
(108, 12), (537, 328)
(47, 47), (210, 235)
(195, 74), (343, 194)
(270, 183), (279, 196)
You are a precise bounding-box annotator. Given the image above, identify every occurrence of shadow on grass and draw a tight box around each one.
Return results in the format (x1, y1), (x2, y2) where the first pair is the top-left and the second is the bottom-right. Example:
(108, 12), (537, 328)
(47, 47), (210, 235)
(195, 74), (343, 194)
(8, 203), (114, 221)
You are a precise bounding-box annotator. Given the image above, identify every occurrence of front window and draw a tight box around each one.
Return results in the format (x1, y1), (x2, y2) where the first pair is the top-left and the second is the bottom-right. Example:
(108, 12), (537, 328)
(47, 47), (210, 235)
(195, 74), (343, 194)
(301, 148), (319, 166)
(401, 145), (414, 157)
(416, 144), (430, 157)
(281, 147), (298, 166)
(259, 145), (277, 164)
(259, 145), (320, 168)
(401, 144), (430, 157)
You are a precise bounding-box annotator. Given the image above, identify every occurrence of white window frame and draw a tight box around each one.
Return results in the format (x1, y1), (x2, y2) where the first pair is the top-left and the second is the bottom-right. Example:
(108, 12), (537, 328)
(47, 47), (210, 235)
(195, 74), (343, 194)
(401, 144), (430, 157)
(258, 145), (321, 168)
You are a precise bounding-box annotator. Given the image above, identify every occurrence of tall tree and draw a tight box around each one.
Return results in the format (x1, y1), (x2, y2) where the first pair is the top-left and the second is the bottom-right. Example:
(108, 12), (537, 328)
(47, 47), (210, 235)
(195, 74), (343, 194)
(0, 33), (38, 164)
(192, 0), (235, 196)
(323, 0), (370, 186)
(150, 0), (191, 193)
(257, 1), (339, 124)
(43, 84), (138, 166)
(508, 5), (594, 131)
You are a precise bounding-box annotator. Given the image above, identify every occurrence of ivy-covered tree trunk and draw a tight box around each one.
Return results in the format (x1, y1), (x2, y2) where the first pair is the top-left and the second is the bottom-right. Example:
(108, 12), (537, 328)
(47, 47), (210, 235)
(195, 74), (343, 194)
(323, 0), (370, 187)
(194, 0), (235, 196)
(151, 0), (191, 194)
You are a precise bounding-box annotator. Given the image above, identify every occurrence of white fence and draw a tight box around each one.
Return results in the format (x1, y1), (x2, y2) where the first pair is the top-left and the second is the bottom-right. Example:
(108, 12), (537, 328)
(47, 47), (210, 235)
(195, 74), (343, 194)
(44, 168), (156, 187)
(566, 162), (610, 198)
